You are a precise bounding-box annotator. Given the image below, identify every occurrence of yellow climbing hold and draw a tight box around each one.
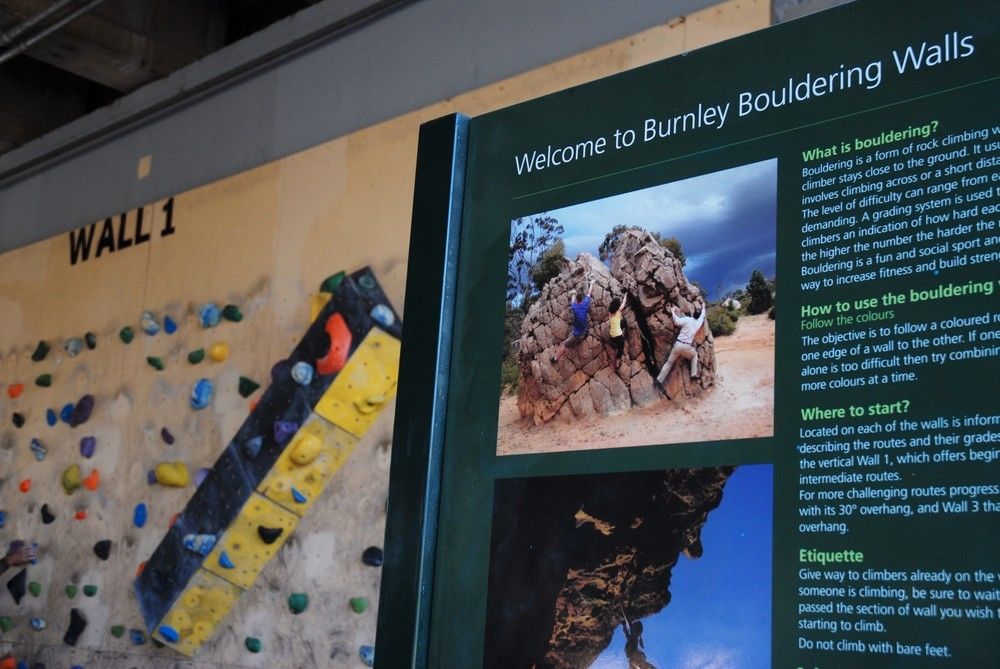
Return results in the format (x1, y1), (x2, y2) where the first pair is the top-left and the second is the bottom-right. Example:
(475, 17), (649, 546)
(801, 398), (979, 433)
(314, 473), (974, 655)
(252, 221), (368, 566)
(155, 569), (241, 656)
(203, 493), (298, 589)
(310, 292), (333, 321)
(155, 462), (191, 487)
(289, 432), (322, 466)
(62, 464), (82, 494)
(208, 342), (229, 362)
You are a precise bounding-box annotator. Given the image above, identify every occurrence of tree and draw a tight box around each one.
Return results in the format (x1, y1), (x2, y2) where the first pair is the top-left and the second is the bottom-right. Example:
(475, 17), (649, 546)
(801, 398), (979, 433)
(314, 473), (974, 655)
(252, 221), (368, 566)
(657, 235), (686, 266)
(529, 239), (566, 293)
(508, 214), (564, 310)
(598, 225), (685, 266)
(746, 269), (774, 315)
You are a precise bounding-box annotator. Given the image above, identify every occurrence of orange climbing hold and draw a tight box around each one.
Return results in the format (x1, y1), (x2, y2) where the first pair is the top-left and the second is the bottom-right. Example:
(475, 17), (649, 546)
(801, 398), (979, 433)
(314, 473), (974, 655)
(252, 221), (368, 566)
(75, 511), (88, 521)
(169, 512), (180, 528)
(136, 561), (147, 577)
(83, 469), (101, 491)
(18, 478), (31, 493)
(1, 656), (17, 669)
(249, 397), (260, 413)
(316, 313), (351, 375)
(7, 384), (23, 399)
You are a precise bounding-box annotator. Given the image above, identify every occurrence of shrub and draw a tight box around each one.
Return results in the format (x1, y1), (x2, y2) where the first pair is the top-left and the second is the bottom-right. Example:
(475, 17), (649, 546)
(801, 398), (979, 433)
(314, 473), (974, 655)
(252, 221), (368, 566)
(707, 304), (737, 337)
(500, 358), (520, 394)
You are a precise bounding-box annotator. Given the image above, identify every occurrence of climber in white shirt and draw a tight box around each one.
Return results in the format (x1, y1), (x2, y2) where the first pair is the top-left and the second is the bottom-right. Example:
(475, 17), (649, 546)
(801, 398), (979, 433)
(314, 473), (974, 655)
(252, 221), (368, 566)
(654, 300), (706, 392)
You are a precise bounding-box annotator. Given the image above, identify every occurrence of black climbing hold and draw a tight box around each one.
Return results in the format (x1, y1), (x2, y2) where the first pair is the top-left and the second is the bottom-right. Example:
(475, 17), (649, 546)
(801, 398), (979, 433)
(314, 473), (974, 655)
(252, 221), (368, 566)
(93, 539), (112, 560)
(71, 394), (95, 427)
(361, 546), (384, 567)
(161, 427), (175, 445)
(12, 412), (25, 428)
(41, 504), (55, 524)
(238, 376), (260, 398)
(6, 568), (27, 604)
(31, 340), (50, 362)
(63, 607), (87, 646)
(85, 332), (97, 350)
(257, 526), (283, 545)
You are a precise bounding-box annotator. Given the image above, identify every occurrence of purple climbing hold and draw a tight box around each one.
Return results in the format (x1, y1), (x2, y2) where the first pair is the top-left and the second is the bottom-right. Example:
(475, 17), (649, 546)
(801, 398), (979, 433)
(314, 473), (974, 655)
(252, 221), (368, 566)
(160, 427), (175, 445)
(60, 403), (74, 423)
(273, 420), (298, 444)
(163, 315), (178, 334)
(194, 468), (210, 487)
(70, 395), (95, 427)
(134, 503), (147, 528)
(46, 408), (57, 426)
(270, 359), (291, 384)
(80, 436), (96, 459)
(146, 469), (157, 485)
(0, 511), (5, 528)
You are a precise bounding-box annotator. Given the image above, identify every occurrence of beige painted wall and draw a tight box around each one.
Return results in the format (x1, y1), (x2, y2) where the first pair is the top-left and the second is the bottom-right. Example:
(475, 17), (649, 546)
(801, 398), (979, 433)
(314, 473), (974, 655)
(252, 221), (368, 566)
(0, 1), (769, 666)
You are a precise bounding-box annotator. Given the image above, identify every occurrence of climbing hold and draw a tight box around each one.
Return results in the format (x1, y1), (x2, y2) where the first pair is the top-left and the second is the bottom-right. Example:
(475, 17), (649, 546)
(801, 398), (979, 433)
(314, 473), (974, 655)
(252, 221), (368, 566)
(46, 409), (57, 426)
(0, 511), (4, 528)
(82, 585), (97, 597)
(31, 341), (50, 362)
(62, 464), (83, 494)
(291, 487), (308, 504)
(140, 311), (160, 336)
(119, 326), (134, 344)
(222, 304), (243, 322)
(65, 585), (78, 599)
(0, 616), (12, 632)
(370, 304), (395, 328)
(160, 427), (175, 444)
(28, 581), (41, 598)
(187, 348), (205, 364)
(6, 568), (27, 603)
(146, 356), (165, 371)
(353, 394), (386, 415)
(208, 341), (228, 362)
(199, 303), (221, 328)
(290, 361), (314, 386)
(136, 560), (147, 576)
(245, 637), (262, 653)
(30, 439), (47, 461)
(146, 470), (157, 485)
(218, 551), (235, 569)
(257, 526), (283, 545)
(85, 332), (97, 350)
(273, 420), (298, 444)
(63, 608), (87, 646)
(129, 629), (146, 645)
(83, 469), (100, 491)
(242, 435), (263, 459)
(168, 513), (179, 528)
(64, 338), (84, 358)
(93, 539), (112, 560)
(359, 644), (375, 667)
(159, 625), (180, 643)
(41, 504), (55, 524)
(316, 313), (351, 375)
(190, 379), (213, 409)
(361, 546), (383, 567)
(270, 359), (290, 383)
(358, 274), (376, 290)
(34, 374), (52, 388)
(70, 394), (95, 427)
(7, 384), (23, 399)
(12, 412), (25, 428)
(349, 597), (369, 614)
(163, 315), (178, 334)
(288, 592), (308, 614)
(60, 403), (74, 423)
(18, 479), (31, 493)
(29, 618), (45, 631)
(110, 624), (125, 638)
(74, 511), (87, 521)
(238, 376), (259, 398)
(133, 503), (147, 528)
(194, 468), (210, 487)
(182, 533), (217, 556)
(319, 272), (346, 294)
(289, 433), (320, 466)
(79, 436), (96, 459)
(155, 461), (190, 487)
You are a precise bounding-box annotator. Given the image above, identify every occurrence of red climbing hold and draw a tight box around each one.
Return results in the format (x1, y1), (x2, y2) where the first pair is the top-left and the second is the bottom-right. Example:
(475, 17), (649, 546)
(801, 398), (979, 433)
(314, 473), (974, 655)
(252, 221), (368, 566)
(75, 511), (88, 521)
(136, 561), (147, 577)
(7, 384), (23, 399)
(169, 512), (180, 528)
(18, 479), (31, 493)
(83, 469), (100, 491)
(316, 313), (351, 375)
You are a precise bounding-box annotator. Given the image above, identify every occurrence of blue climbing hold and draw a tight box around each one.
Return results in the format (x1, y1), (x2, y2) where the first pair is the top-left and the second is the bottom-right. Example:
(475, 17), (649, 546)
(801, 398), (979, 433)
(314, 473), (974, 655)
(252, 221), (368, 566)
(60, 403), (75, 424)
(290, 361), (314, 386)
(129, 628), (146, 645)
(30, 439), (47, 461)
(243, 435), (263, 459)
(291, 487), (308, 504)
(133, 503), (147, 528)
(139, 311), (160, 336)
(359, 645), (375, 666)
(0, 510), (5, 528)
(190, 379), (214, 410)
(218, 551), (235, 569)
(370, 304), (395, 328)
(199, 303), (221, 328)
(64, 337), (84, 358)
(158, 625), (180, 643)
(163, 315), (178, 334)
(46, 408), (57, 426)
(146, 469), (157, 485)
(194, 468), (210, 487)
(30, 617), (46, 631)
(182, 533), (217, 556)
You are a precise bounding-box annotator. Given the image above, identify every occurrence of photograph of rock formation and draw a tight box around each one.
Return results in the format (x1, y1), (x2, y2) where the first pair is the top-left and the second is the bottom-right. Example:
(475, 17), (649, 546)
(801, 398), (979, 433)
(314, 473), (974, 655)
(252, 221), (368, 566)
(483, 465), (772, 668)
(499, 160), (777, 455)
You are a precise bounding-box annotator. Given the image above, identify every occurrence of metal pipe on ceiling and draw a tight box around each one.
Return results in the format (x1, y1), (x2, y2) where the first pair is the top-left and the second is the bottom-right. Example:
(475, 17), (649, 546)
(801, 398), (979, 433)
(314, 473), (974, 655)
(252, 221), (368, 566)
(0, 0), (83, 48)
(0, 0), (108, 67)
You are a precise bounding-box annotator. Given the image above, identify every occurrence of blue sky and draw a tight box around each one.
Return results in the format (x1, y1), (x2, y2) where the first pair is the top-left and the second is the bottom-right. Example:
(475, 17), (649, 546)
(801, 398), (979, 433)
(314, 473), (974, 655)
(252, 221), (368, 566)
(539, 159), (777, 299)
(591, 464), (773, 669)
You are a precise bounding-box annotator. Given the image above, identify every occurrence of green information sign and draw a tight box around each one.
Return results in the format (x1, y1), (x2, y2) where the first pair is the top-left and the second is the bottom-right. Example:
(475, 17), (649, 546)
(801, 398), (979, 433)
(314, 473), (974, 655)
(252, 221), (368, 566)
(379, 2), (1000, 667)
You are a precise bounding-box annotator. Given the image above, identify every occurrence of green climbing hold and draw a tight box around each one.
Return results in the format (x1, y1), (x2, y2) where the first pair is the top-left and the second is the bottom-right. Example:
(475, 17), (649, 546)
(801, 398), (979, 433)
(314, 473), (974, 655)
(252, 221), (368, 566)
(119, 326), (134, 344)
(83, 585), (98, 597)
(66, 585), (78, 599)
(288, 592), (308, 614)
(320, 271), (346, 294)
(111, 624), (126, 638)
(222, 304), (244, 322)
(146, 356), (165, 371)
(238, 376), (260, 398)
(62, 463), (83, 494)
(0, 616), (12, 632)
(35, 373), (52, 387)
(349, 597), (368, 614)
(28, 581), (41, 597)
(187, 348), (205, 364)
(245, 637), (262, 653)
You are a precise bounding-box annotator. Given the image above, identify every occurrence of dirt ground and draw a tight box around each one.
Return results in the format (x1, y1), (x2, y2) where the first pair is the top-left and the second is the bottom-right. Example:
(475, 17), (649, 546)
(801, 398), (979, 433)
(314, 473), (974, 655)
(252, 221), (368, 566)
(496, 314), (775, 455)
